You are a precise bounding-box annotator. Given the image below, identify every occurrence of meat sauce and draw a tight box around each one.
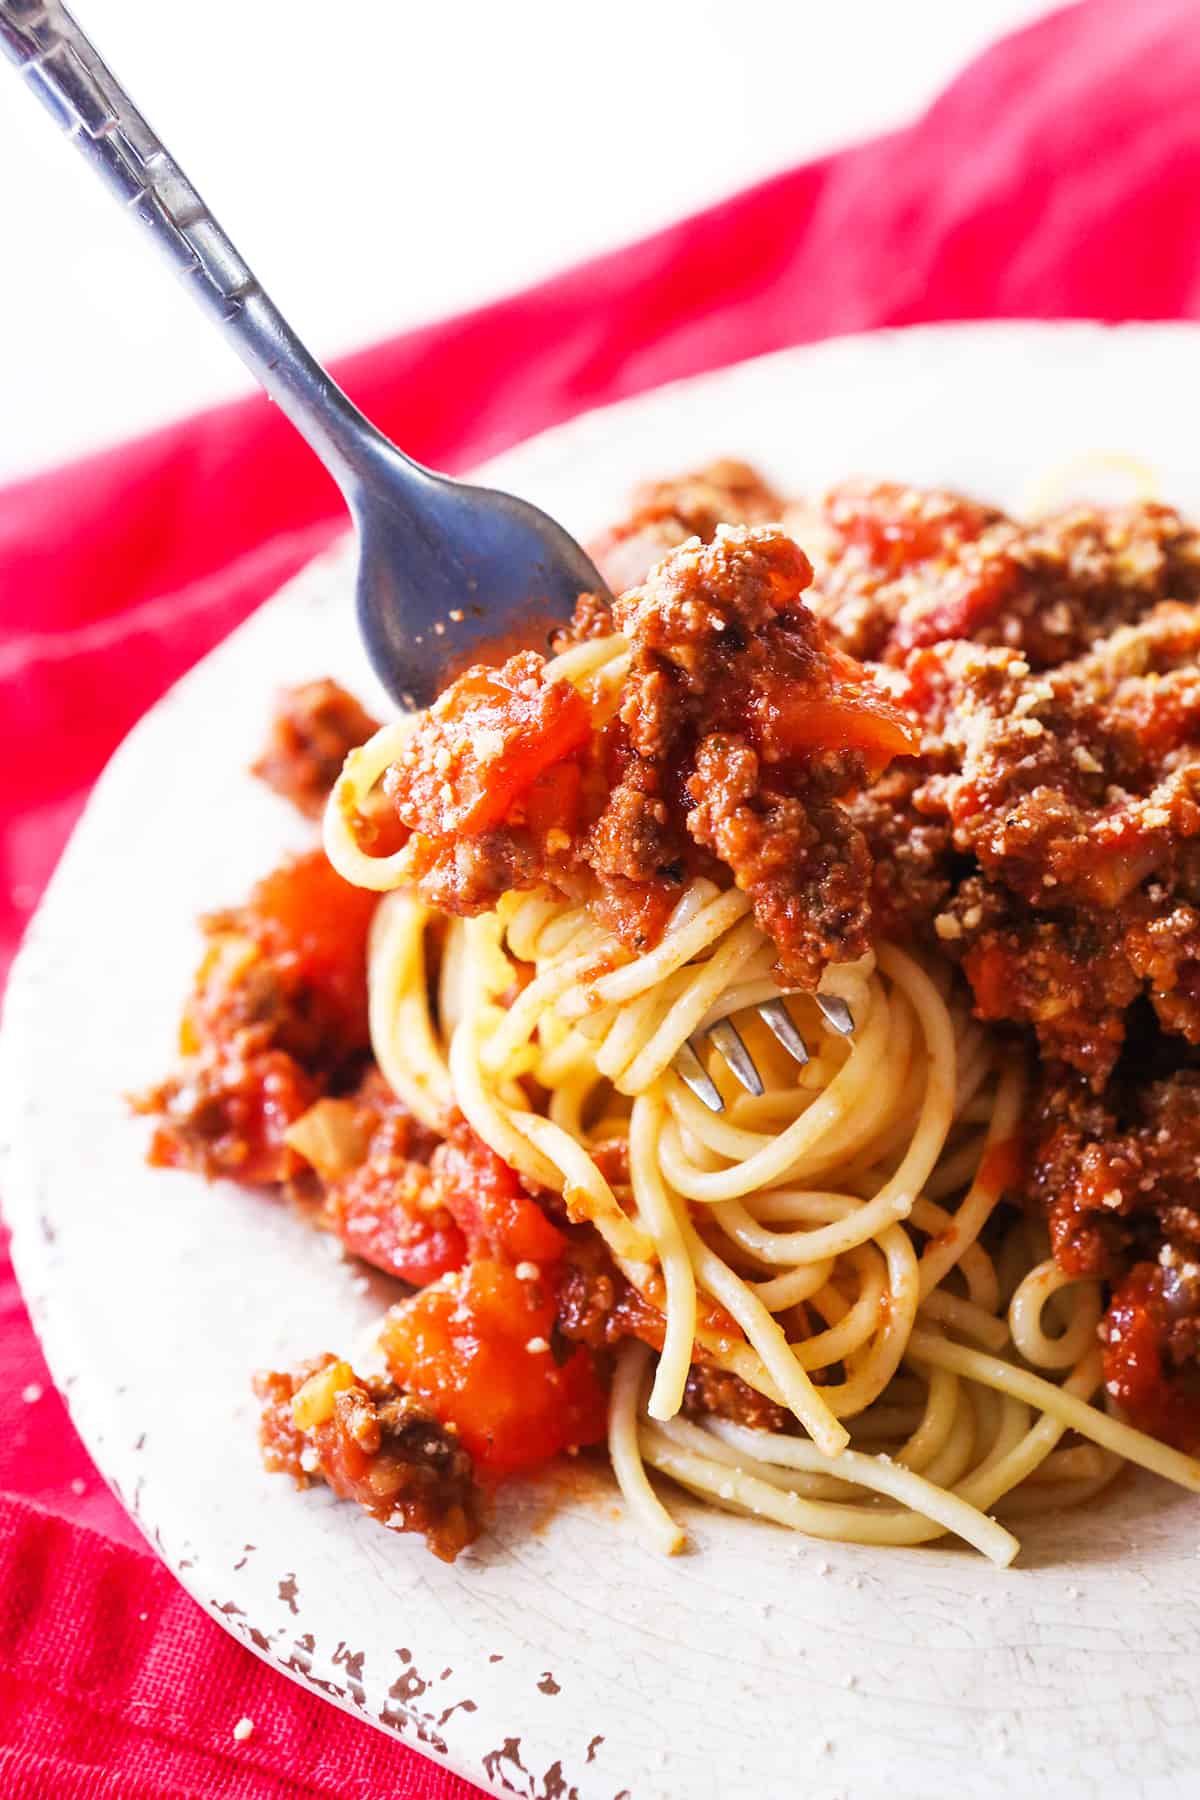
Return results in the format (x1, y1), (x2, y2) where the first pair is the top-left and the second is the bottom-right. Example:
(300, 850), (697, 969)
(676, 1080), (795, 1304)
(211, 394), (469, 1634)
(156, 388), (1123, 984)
(249, 1056), (614, 1519)
(143, 463), (1200, 1534)
(1103, 1263), (1200, 1453)
(319, 1084), (467, 1287)
(136, 849), (376, 1184)
(252, 678), (379, 818)
(350, 525), (916, 985)
(372, 1124), (608, 1477)
(256, 1355), (480, 1562)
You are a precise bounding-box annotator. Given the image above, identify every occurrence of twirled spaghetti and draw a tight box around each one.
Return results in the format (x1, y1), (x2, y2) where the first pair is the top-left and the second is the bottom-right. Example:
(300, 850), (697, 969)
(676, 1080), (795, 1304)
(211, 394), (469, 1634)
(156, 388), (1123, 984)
(141, 471), (1200, 1568)
(321, 625), (1200, 1565)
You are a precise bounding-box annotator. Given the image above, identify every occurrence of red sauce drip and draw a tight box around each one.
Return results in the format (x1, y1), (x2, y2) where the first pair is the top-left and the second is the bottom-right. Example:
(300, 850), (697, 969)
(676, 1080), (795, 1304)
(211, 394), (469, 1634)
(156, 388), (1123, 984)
(977, 1137), (1023, 1195)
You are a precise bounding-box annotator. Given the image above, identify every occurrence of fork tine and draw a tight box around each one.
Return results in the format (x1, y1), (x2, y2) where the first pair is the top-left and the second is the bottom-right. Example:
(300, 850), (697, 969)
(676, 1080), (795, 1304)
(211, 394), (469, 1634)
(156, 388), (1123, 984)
(705, 1018), (764, 1096)
(674, 990), (855, 1112)
(674, 1039), (725, 1112)
(756, 998), (810, 1066)
(816, 993), (855, 1037)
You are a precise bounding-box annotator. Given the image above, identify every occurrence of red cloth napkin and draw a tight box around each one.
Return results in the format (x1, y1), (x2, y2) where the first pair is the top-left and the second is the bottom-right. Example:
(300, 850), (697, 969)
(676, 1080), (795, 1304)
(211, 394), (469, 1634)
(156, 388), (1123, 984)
(5, 0), (1200, 1790)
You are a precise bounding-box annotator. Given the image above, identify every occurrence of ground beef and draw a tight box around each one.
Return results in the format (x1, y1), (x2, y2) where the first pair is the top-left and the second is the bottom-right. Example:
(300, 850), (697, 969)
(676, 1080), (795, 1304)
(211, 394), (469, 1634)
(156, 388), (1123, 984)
(1025, 1056), (1200, 1449)
(803, 482), (1200, 670)
(256, 1356), (480, 1562)
(951, 887), (1139, 1080)
(681, 1364), (791, 1434)
(685, 734), (875, 988)
(1123, 893), (1200, 1042)
(585, 772), (677, 886)
(906, 610), (1200, 1083)
(370, 525), (915, 980)
(1029, 1063), (1200, 1280)
(588, 458), (784, 595)
(914, 627), (1200, 909)
(595, 526), (914, 981)
(252, 679), (379, 817)
(846, 760), (956, 939)
(135, 852), (376, 1183)
(555, 1234), (666, 1352)
(414, 830), (548, 922)
(549, 588), (618, 651)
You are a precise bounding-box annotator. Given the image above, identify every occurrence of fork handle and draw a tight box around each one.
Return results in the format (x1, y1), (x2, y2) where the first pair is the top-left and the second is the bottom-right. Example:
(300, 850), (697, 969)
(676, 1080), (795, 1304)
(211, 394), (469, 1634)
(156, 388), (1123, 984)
(0, 0), (391, 495)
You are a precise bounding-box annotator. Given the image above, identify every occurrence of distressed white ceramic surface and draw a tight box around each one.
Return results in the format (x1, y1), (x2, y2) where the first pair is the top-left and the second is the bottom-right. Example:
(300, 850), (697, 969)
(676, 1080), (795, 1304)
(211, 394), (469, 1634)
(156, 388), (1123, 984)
(4, 324), (1200, 1800)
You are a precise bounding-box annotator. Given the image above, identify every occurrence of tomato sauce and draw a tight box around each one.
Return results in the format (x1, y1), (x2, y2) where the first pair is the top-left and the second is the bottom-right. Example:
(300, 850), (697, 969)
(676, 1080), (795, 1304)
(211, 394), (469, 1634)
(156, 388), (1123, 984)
(1104, 1264), (1200, 1452)
(327, 1159), (468, 1287)
(230, 849), (378, 1054)
(433, 1122), (566, 1267)
(385, 652), (591, 841)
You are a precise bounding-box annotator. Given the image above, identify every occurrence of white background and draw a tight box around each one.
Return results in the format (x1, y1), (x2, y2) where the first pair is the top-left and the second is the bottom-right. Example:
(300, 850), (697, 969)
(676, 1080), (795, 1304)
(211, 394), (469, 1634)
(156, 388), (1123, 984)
(0, 0), (1052, 483)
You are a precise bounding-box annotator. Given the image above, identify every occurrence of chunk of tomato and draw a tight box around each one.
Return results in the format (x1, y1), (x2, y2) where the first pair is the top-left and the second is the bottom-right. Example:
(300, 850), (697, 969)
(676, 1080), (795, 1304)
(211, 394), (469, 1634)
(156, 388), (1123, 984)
(761, 657), (919, 774)
(240, 849), (378, 1050)
(382, 1259), (608, 1476)
(521, 761), (584, 839)
(387, 653), (591, 839)
(325, 1159), (468, 1287)
(434, 1122), (565, 1267)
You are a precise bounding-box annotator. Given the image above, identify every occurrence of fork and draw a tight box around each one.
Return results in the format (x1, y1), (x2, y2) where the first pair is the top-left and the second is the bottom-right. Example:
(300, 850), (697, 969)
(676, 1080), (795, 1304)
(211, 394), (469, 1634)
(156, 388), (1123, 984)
(0, 0), (604, 711)
(674, 993), (855, 1113)
(1, 0), (854, 1110)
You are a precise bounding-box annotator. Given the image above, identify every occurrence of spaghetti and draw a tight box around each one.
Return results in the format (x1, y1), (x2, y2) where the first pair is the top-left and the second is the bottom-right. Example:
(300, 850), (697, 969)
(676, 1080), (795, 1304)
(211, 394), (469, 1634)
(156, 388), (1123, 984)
(321, 622), (1200, 1565)
(141, 470), (1200, 1568)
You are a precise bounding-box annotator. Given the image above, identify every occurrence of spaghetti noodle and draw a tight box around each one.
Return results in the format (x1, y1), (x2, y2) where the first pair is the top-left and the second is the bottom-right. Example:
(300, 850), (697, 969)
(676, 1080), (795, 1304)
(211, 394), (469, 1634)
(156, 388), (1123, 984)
(320, 621), (1200, 1565)
(141, 469), (1200, 1567)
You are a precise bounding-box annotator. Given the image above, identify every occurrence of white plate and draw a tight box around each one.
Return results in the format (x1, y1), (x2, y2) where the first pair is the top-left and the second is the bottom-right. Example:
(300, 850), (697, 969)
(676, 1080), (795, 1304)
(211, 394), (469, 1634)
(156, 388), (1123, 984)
(5, 323), (1200, 1800)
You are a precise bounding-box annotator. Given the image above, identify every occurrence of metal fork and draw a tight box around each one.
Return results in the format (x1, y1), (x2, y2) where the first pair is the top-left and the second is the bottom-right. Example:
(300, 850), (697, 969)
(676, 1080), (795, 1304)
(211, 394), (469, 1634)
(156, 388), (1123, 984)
(2, 1), (855, 1106)
(0, 0), (606, 712)
(673, 992), (855, 1112)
